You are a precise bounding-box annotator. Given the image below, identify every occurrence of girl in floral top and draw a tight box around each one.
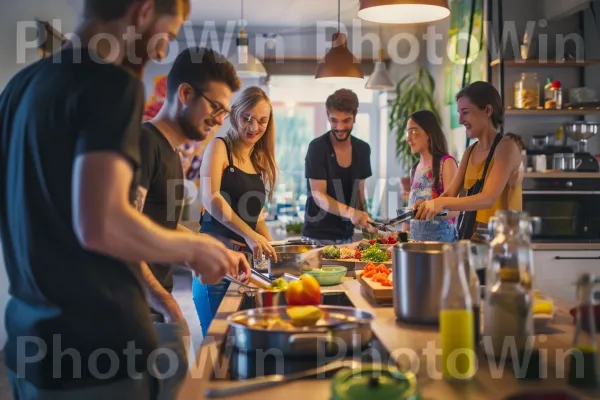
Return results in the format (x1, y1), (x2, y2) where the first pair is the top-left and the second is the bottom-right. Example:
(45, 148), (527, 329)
(406, 110), (459, 242)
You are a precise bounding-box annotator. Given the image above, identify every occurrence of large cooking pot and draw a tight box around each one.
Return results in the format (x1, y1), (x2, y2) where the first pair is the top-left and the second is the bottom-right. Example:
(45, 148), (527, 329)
(393, 242), (446, 325)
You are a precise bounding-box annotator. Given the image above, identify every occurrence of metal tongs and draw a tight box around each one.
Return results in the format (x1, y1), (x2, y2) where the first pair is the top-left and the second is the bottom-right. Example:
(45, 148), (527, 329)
(368, 207), (449, 232)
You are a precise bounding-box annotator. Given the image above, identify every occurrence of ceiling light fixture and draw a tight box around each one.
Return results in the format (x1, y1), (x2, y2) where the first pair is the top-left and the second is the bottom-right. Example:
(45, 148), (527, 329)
(358, 0), (450, 24)
(229, 0), (267, 78)
(365, 28), (395, 90)
(315, 0), (364, 83)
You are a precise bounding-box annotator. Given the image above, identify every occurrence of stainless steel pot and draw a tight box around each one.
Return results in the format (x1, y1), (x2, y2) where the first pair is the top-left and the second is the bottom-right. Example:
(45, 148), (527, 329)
(268, 240), (321, 278)
(227, 305), (374, 356)
(393, 242), (445, 325)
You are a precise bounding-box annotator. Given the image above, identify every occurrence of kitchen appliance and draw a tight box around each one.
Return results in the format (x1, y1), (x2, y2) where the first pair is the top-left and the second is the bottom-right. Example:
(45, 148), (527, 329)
(392, 242), (446, 325)
(267, 239), (321, 278)
(530, 134), (552, 150)
(564, 122), (599, 152)
(226, 305), (374, 356)
(522, 176), (600, 242)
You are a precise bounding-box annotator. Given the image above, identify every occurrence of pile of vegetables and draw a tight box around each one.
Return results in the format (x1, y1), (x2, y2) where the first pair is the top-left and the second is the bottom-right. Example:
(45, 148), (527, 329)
(285, 222), (303, 234)
(359, 244), (389, 263)
(361, 263), (392, 286)
(322, 245), (341, 259)
(270, 278), (288, 291)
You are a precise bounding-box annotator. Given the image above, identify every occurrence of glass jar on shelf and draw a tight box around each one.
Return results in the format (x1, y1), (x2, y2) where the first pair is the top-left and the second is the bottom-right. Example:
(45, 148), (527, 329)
(514, 73), (540, 109)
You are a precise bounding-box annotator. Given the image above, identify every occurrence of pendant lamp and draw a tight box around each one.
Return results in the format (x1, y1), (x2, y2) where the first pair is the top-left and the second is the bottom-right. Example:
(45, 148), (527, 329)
(315, 0), (364, 83)
(358, 0), (450, 24)
(365, 29), (394, 90)
(229, 0), (267, 78)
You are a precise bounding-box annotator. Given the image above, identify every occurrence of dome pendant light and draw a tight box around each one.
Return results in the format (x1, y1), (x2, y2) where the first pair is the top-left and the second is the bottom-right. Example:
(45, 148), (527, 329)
(229, 0), (267, 78)
(315, 0), (364, 83)
(358, 0), (450, 24)
(366, 29), (394, 90)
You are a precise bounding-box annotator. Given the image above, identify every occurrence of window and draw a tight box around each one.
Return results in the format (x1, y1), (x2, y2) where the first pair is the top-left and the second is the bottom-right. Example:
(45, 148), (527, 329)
(267, 75), (380, 219)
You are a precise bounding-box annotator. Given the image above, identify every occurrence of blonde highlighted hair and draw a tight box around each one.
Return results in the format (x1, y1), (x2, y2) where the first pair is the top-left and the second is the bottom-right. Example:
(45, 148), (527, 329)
(225, 86), (277, 200)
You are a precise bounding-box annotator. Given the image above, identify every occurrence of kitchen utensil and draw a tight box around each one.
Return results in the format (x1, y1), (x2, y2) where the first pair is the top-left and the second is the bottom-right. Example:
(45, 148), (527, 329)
(553, 153), (566, 170)
(268, 243), (322, 278)
(204, 359), (361, 398)
(530, 134), (551, 150)
(564, 122), (599, 152)
(564, 153), (577, 171)
(368, 208), (449, 232)
(302, 266), (347, 286)
(249, 269), (274, 289)
(393, 242), (446, 325)
(223, 275), (260, 292)
(331, 363), (421, 400)
(227, 305), (374, 356)
(532, 154), (547, 172)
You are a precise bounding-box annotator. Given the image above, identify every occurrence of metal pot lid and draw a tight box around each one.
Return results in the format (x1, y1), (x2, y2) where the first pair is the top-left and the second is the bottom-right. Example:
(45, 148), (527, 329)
(331, 363), (421, 400)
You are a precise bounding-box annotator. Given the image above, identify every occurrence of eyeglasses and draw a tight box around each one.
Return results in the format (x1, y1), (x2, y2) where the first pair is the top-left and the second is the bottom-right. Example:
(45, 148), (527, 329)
(241, 113), (269, 128)
(195, 90), (231, 119)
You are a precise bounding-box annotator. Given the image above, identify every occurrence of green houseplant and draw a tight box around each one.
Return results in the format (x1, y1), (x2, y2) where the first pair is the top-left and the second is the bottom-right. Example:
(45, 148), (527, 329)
(389, 67), (442, 199)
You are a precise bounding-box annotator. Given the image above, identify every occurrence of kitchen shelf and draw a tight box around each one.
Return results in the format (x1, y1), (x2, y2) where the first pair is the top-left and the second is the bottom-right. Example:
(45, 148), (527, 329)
(505, 108), (600, 116)
(490, 59), (600, 67)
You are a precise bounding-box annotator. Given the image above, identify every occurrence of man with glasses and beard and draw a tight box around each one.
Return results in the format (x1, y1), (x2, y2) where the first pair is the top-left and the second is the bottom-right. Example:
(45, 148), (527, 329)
(0, 1), (249, 398)
(302, 89), (375, 245)
(131, 47), (242, 395)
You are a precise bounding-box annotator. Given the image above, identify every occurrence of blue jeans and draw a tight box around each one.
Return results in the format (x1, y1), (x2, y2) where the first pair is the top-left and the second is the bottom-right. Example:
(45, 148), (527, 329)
(192, 278), (230, 337)
(409, 220), (458, 242)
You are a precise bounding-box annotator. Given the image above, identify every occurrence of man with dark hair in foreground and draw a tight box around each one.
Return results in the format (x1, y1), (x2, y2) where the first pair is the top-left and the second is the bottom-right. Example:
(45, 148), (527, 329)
(0, 0), (248, 397)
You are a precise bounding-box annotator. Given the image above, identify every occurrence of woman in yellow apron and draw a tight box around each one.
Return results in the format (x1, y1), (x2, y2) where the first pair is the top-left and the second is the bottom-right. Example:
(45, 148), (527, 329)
(415, 81), (523, 239)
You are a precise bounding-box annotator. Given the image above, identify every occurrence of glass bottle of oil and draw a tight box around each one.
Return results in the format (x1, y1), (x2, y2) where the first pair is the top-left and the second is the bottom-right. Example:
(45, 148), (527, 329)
(568, 273), (599, 388)
(440, 242), (475, 381)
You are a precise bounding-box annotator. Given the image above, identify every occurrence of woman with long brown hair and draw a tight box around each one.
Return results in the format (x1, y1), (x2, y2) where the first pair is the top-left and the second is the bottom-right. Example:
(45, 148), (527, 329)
(405, 110), (458, 242)
(193, 86), (278, 335)
(414, 81), (523, 240)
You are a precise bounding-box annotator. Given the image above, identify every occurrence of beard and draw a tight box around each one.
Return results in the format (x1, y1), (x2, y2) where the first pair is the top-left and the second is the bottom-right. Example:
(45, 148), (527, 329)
(178, 107), (205, 141)
(121, 31), (152, 78)
(332, 129), (352, 142)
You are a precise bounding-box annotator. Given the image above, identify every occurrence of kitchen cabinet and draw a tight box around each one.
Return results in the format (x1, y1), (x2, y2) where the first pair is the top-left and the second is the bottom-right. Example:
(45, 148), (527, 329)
(533, 249), (600, 303)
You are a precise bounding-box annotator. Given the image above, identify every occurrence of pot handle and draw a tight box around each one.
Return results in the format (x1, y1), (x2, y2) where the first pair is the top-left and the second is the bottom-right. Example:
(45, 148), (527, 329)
(288, 331), (333, 348)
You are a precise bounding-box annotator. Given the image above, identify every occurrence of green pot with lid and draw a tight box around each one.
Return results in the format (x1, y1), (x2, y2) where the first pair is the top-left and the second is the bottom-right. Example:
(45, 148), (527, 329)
(331, 363), (422, 400)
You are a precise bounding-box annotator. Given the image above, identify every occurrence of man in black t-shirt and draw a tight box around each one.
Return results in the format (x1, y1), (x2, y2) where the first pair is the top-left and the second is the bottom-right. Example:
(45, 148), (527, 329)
(303, 89), (375, 244)
(0, 0), (248, 397)
(132, 48), (241, 327)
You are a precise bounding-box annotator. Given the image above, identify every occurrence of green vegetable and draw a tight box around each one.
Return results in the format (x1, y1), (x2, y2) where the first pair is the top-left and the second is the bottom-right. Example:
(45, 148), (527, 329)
(357, 242), (371, 251)
(322, 245), (341, 259)
(360, 244), (389, 263)
(285, 222), (303, 234)
(270, 278), (288, 291)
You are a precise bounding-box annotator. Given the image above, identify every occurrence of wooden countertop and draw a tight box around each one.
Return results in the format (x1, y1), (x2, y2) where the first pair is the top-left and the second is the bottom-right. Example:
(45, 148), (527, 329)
(178, 280), (599, 400)
(524, 171), (600, 179)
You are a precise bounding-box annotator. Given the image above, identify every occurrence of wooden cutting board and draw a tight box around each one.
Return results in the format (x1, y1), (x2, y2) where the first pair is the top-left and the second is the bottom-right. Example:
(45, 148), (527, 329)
(357, 271), (393, 304)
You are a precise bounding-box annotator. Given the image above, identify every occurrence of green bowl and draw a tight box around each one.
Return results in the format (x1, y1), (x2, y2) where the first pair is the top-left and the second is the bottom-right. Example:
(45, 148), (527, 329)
(303, 266), (347, 286)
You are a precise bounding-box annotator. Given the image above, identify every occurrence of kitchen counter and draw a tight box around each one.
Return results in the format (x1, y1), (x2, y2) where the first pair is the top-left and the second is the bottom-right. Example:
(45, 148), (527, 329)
(177, 279), (599, 400)
(532, 242), (600, 250)
(524, 171), (600, 179)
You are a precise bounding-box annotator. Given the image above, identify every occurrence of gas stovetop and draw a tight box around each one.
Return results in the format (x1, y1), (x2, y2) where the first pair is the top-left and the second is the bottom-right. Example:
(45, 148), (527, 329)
(210, 292), (390, 381)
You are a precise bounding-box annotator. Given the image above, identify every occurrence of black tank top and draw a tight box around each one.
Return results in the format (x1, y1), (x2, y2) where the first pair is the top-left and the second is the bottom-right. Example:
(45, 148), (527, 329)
(200, 137), (266, 244)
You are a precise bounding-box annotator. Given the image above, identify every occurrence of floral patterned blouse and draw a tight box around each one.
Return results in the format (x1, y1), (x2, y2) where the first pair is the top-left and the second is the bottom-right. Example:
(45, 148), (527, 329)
(407, 155), (458, 242)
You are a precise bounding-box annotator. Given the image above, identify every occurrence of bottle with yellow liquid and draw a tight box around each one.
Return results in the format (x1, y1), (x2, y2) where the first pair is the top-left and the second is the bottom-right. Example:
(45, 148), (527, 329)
(440, 243), (476, 381)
